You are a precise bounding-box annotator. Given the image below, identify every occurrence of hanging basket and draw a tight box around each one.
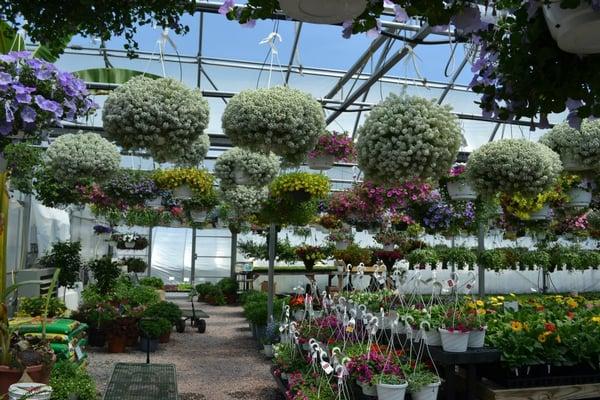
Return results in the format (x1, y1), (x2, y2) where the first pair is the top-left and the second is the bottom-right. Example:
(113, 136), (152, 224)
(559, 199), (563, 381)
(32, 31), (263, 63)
(543, 1), (600, 54)
(468, 328), (486, 348)
(411, 381), (441, 400)
(376, 381), (408, 400)
(279, 0), (367, 24)
(124, 241), (136, 249)
(446, 180), (478, 201)
(529, 204), (552, 221)
(359, 381), (378, 397)
(307, 154), (335, 171)
(423, 329), (442, 346)
(145, 196), (163, 208)
(190, 210), (207, 222)
(560, 153), (590, 172)
(335, 240), (349, 250)
(173, 184), (193, 199)
(566, 187), (592, 208)
(383, 244), (395, 252)
(233, 168), (251, 185)
(439, 328), (470, 352)
(293, 310), (305, 321)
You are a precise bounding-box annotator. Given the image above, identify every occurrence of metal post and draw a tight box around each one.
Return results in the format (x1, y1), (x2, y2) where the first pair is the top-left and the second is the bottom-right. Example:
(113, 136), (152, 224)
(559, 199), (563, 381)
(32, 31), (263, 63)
(147, 227), (153, 277)
(18, 194), (32, 270)
(267, 223), (276, 323)
(230, 230), (237, 279)
(191, 227), (196, 284)
(477, 222), (486, 297)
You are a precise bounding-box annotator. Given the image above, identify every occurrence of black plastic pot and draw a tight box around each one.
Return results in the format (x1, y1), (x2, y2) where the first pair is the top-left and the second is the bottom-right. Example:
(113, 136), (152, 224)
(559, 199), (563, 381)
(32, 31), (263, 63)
(88, 327), (106, 347)
(175, 318), (186, 333)
(138, 337), (159, 353)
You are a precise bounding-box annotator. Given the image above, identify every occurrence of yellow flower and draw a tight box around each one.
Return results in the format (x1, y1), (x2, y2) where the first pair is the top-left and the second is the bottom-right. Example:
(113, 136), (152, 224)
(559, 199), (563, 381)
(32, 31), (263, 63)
(511, 321), (523, 332)
(476, 300), (485, 307)
(477, 308), (486, 315)
(538, 333), (547, 343)
(555, 335), (561, 344)
(523, 323), (530, 332)
(466, 301), (476, 309)
(497, 296), (505, 301)
(592, 316), (600, 323)
(567, 298), (578, 308)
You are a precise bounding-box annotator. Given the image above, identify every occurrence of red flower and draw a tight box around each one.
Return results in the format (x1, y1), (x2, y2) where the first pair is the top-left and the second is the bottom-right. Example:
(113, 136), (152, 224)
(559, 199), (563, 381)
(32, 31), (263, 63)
(567, 311), (575, 320)
(544, 322), (556, 332)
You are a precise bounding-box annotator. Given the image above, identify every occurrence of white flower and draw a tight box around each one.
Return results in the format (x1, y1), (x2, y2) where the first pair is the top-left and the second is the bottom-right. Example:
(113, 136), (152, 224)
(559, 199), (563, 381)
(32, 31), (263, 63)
(356, 94), (463, 182)
(540, 119), (600, 168)
(221, 186), (268, 217)
(215, 148), (280, 189)
(173, 134), (210, 167)
(45, 131), (120, 182)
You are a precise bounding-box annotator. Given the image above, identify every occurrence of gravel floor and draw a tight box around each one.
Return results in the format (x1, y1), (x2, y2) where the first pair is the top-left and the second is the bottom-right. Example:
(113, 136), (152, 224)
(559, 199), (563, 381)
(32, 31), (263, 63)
(87, 296), (283, 400)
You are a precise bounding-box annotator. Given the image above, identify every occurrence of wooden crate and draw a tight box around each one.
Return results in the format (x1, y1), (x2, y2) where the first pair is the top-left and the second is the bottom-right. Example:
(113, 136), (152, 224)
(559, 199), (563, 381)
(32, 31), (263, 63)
(476, 378), (600, 400)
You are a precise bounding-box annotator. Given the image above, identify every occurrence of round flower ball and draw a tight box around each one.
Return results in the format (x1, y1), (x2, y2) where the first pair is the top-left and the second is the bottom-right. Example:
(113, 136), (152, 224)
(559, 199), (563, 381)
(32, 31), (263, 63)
(356, 94), (463, 182)
(45, 131), (120, 182)
(221, 185), (268, 217)
(102, 76), (209, 163)
(539, 119), (600, 171)
(214, 148), (280, 188)
(221, 86), (325, 165)
(466, 139), (562, 196)
(173, 134), (210, 167)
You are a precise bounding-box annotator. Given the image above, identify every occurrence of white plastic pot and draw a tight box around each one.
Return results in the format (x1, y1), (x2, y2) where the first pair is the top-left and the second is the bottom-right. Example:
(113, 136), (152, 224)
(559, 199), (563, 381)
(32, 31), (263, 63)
(383, 244), (395, 252)
(307, 154), (335, 170)
(468, 328), (486, 348)
(263, 344), (274, 357)
(446, 180), (477, 201)
(566, 187), (592, 208)
(439, 328), (470, 352)
(376, 381), (408, 400)
(190, 210), (208, 222)
(124, 241), (136, 249)
(335, 240), (349, 250)
(145, 196), (163, 208)
(173, 184), (193, 199)
(411, 381), (441, 400)
(529, 204), (552, 221)
(543, 1), (600, 54)
(9, 383), (52, 400)
(279, 0), (367, 24)
(359, 381), (378, 397)
(423, 329), (442, 346)
(234, 168), (250, 185)
(561, 153), (590, 172)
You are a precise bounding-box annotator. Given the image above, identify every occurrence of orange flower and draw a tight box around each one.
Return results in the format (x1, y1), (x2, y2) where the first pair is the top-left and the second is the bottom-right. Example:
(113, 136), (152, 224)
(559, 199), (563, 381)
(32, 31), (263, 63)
(567, 311), (575, 320)
(544, 322), (556, 332)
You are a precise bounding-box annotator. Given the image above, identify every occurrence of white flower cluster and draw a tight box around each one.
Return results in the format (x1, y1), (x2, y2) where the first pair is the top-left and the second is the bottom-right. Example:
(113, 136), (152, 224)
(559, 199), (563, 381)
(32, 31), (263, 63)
(356, 94), (463, 182)
(173, 134), (211, 167)
(215, 147), (280, 188)
(102, 76), (209, 163)
(221, 86), (325, 165)
(221, 186), (268, 218)
(540, 119), (600, 169)
(466, 139), (562, 196)
(45, 131), (120, 181)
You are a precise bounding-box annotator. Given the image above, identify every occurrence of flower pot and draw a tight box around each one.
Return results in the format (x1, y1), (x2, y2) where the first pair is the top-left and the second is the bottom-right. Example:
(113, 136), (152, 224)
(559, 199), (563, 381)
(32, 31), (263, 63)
(411, 381), (441, 400)
(106, 335), (127, 353)
(279, 0), (367, 24)
(446, 180), (477, 201)
(88, 327), (106, 347)
(376, 381), (408, 400)
(190, 210), (207, 222)
(124, 241), (136, 249)
(138, 337), (159, 353)
(233, 168), (250, 185)
(335, 240), (349, 250)
(159, 329), (171, 344)
(25, 355), (55, 385)
(173, 184), (193, 199)
(560, 153), (590, 172)
(145, 197), (163, 208)
(543, 1), (600, 54)
(423, 329), (442, 346)
(566, 187), (592, 208)
(263, 344), (274, 357)
(529, 204), (551, 221)
(307, 154), (335, 170)
(359, 381), (378, 397)
(439, 329), (470, 352)
(175, 319), (186, 333)
(468, 328), (486, 348)
(303, 261), (315, 272)
(293, 310), (305, 321)
(0, 367), (23, 397)
(8, 383), (52, 400)
(383, 244), (395, 252)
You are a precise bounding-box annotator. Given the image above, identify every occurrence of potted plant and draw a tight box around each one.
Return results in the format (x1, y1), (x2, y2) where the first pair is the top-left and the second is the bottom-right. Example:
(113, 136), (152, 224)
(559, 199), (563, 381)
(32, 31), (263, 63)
(295, 245), (326, 272)
(183, 191), (219, 223)
(120, 257), (147, 274)
(0, 51), (97, 141)
(93, 225), (113, 241)
(221, 186), (269, 220)
(138, 318), (171, 353)
(289, 295), (305, 322)
(87, 257), (121, 295)
(307, 131), (356, 170)
(49, 360), (96, 400)
(222, 86), (325, 166)
(269, 172), (330, 204)
(565, 177), (593, 208)
(317, 214), (342, 231)
(214, 147), (280, 188)
(466, 139), (562, 197)
(262, 322), (279, 358)
(443, 163), (477, 201)
(357, 94), (463, 183)
(37, 241), (82, 298)
(446, 247), (477, 270)
(112, 233), (149, 250)
(541, 0), (600, 54)
(4, 142), (42, 194)
(406, 248), (438, 270)
(327, 226), (353, 250)
(216, 277), (239, 304)
(101, 169), (160, 207)
(406, 367), (441, 400)
(374, 229), (404, 252)
(540, 120), (600, 172)
(375, 373), (408, 400)
(103, 76), (210, 163)
(439, 310), (471, 352)
(153, 167), (215, 201)
(333, 244), (372, 267)
(478, 249), (507, 272)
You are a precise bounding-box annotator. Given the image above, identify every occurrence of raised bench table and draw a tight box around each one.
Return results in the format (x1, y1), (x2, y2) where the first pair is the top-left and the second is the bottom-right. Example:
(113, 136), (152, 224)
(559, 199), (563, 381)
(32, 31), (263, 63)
(103, 363), (178, 400)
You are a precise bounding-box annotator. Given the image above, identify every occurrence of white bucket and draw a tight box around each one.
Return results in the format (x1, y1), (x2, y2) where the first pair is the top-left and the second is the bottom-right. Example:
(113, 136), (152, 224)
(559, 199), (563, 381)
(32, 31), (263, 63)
(173, 184), (193, 199)
(190, 210), (207, 222)
(307, 154), (335, 170)
(335, 241), (349, 250)
(446, 180), (477, 201)
(145, 196), (163, 208)
(360, 381), (378, 397)
(439, 328), (470, 352)
(468, 328), (486, 348)
(543, 1), (600, 54)
(383, 244), (395, 252)
(423, 329), (442, 346)
(566, 187), (592, 208)
(279, 0), (367, 24)
(9, 383), (52, 400)
(529, 204), (551, 221)
(376, 381), (408, 400)
(411, 381), (441, 400)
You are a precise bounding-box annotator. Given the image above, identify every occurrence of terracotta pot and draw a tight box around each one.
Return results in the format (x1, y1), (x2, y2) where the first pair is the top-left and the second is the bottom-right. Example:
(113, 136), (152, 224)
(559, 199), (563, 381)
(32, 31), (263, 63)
(159, 330), (171, 344)
(106, 335), (127, 353)
(0, 365), (24, 395)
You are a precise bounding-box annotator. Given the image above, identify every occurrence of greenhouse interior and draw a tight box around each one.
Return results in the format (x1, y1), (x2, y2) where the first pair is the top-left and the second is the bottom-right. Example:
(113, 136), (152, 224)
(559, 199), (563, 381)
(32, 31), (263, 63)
(1, 1), (600, 399)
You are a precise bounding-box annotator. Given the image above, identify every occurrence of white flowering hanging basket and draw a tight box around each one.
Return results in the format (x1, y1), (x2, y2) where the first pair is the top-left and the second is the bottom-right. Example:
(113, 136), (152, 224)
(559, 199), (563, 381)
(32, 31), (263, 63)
(566, 187), (592, 208)
(173, 185), (193, 199)
(446, 180), (478, 201)
(190, 210), (208, 222)
(543, 1), (600, 54)
(439, 328), (470, 352)
(411, 381), (441, 400)
(279, 0), (367, 24)
(529, 204), (552, 221)
(307, 154), (335, 171)
(468, 327), (487, 348)
(376, 381), (408, 400)
(233, 168), (251, 185)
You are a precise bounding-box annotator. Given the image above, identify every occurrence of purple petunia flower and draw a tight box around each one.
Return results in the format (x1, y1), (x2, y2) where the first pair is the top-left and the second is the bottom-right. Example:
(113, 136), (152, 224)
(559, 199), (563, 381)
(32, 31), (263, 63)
(20, 105), (36, 123)
(241, 19), (256, 28)
(0, 51), (31, 63)
(13, 84), (36, 104)
(0, 72), (12, 85)
(218, 0), (235, 15)
(34, 68), (53, 80)
(34, 95), (60, 113)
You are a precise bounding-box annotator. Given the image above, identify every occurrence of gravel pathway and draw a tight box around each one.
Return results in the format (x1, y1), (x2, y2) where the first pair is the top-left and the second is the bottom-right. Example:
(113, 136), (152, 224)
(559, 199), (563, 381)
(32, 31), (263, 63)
(87, 297), (282, 400)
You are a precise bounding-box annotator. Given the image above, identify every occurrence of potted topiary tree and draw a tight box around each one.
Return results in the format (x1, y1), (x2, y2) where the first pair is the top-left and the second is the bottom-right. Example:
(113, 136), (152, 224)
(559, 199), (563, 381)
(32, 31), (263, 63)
(138, 318), (171, 353)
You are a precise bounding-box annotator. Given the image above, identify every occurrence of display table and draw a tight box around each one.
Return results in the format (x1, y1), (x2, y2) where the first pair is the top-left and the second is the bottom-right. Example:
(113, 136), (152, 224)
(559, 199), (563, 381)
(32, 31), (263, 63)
(428, 346), (501, 400)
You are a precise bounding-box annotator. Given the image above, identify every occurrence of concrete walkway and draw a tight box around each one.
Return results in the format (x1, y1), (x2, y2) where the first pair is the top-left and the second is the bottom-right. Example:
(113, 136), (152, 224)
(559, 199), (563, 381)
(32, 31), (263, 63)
(87, 296), (282, 400)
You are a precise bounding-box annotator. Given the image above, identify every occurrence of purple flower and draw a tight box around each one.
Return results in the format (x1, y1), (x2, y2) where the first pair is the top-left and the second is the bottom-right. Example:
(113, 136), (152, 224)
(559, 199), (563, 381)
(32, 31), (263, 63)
(0, 121), (12, 135)
(0, 51), (31, 63)
(13, 84), (36, 104)
(0, 72), (12, 85)
(34, 95), (60, 113)
(241, 19), (256, 28)
(366, 19), (382, 38)
(452, 6), (484, 34)
(219, 0), (235, 15)
(34, 68), (53, 80)
(20, 105), (36, 123)
(384, 0), (408, 22)
(4, 101), (14, 123)
(342, 20), (353, 39)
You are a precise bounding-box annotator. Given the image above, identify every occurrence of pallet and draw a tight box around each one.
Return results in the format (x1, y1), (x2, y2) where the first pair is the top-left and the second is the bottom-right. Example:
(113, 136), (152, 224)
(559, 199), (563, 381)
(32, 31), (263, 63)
(476, 378), (600, 400)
